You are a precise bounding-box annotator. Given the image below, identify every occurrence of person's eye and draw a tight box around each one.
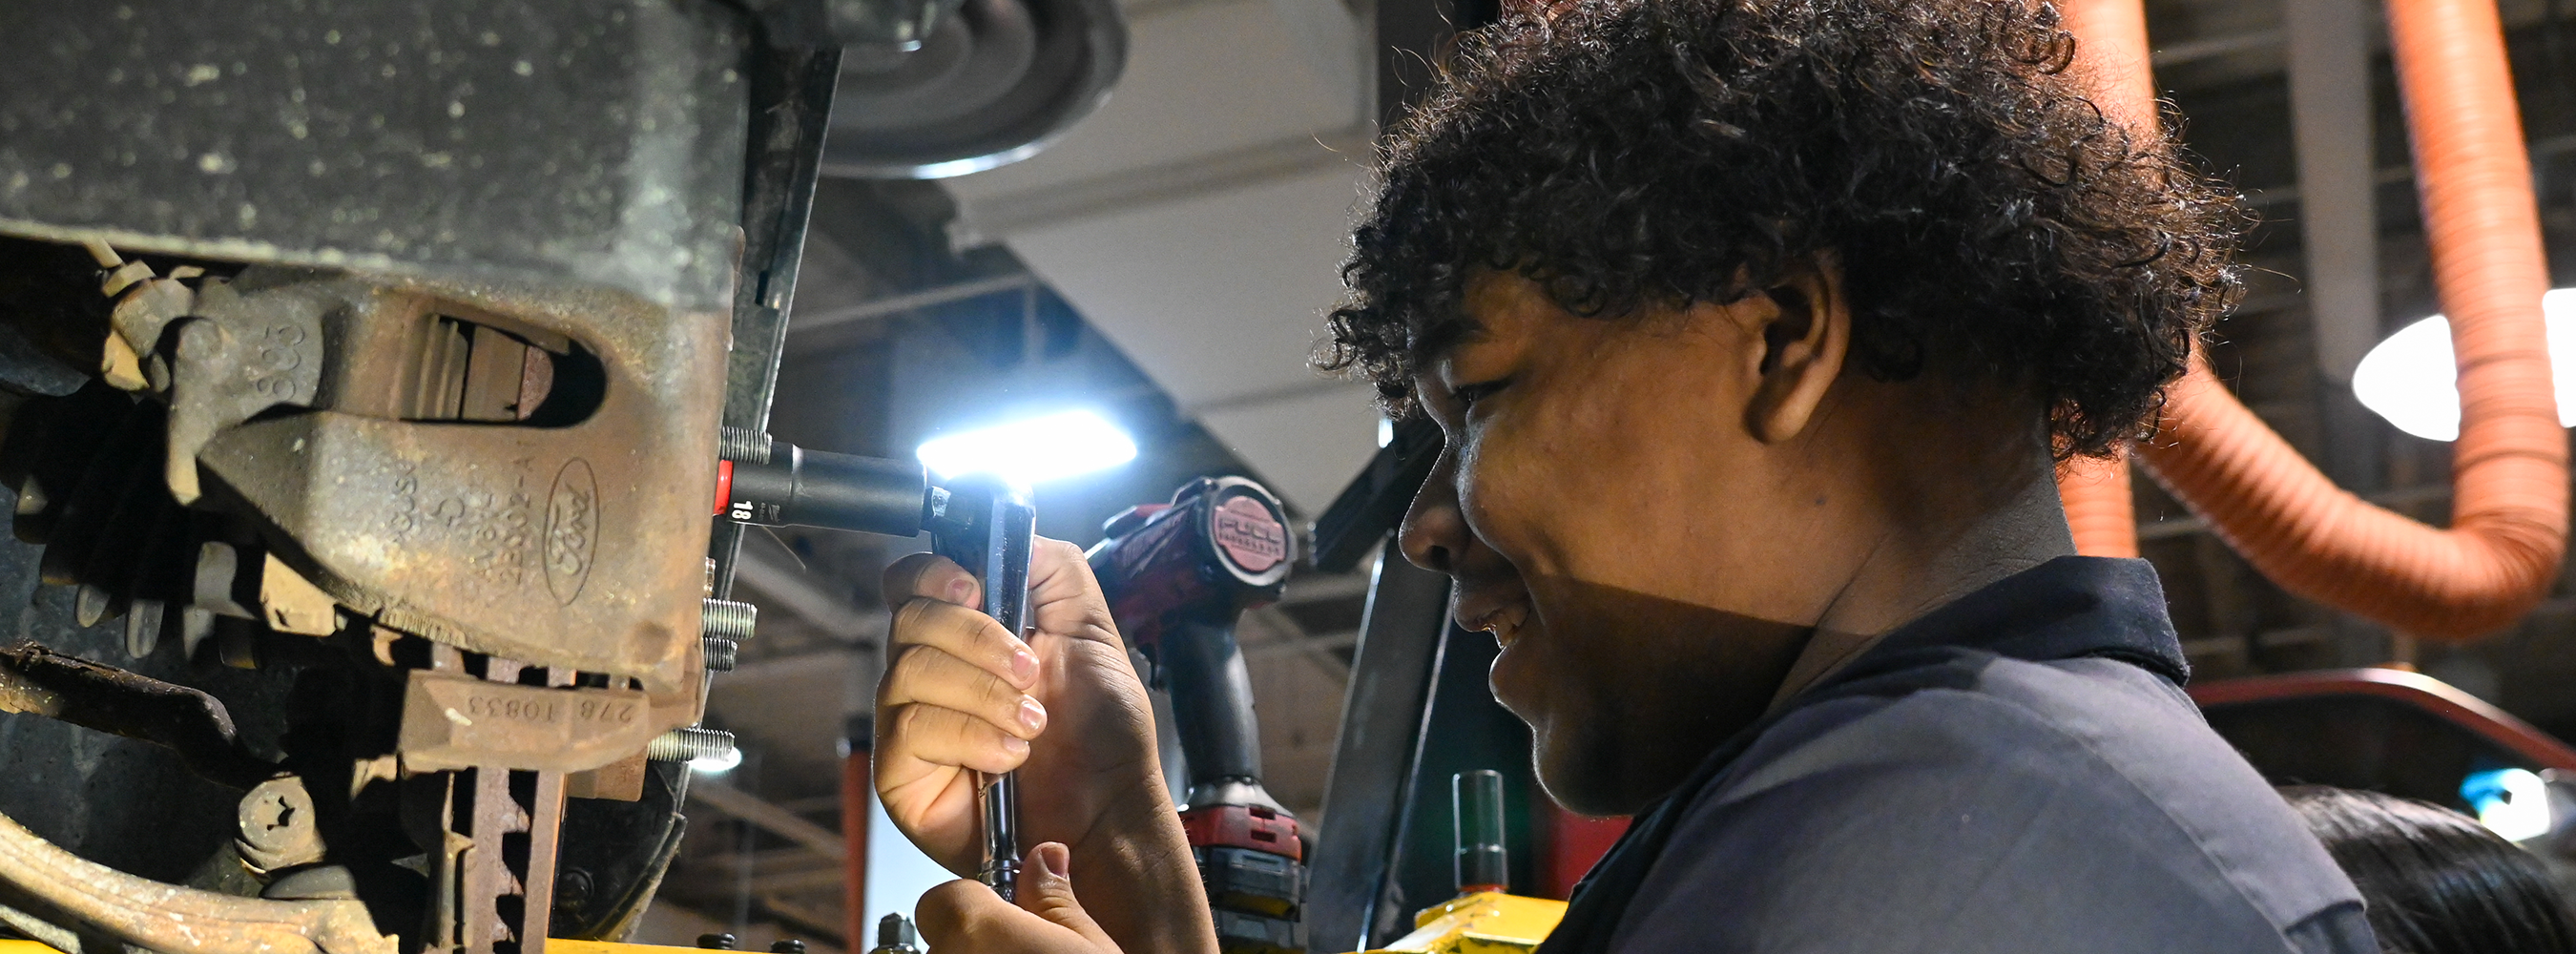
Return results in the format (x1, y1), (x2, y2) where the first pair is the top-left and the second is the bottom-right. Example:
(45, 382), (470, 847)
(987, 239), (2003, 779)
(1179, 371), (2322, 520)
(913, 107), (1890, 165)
(1453, 379), (1510, 412)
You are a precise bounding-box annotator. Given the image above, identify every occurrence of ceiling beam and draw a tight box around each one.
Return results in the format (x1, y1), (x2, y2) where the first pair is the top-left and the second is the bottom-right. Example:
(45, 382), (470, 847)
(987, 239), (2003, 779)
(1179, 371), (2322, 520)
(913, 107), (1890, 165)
(691, 780), (849, 861)
(2246, 134), (2576, 209)
(950, 123), (1374, 241)
(732, 534), (886, 644)
(786, 273), (1039, 338)
(750, 867), (851, 894)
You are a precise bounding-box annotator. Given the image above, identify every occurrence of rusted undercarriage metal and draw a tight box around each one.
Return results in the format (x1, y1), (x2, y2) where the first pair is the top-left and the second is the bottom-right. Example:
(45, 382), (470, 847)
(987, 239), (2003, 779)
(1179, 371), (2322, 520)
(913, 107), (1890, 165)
(399, 671), (658, 775)
(0, 2), (751, 318)
(6, 259), (721, 768)
(0, 641), (277, 789)
(0, 805), (396, 954)
(417, 649), (572, 954)
(0, 0), (750, 709)
(0, 2), (856, 951)
(0, 634), (586, 954)
(178, 271), (728, 702)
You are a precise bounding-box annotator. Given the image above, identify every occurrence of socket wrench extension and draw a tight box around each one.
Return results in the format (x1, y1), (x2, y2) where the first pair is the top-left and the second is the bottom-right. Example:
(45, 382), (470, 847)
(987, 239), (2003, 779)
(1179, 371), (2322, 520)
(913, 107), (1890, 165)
(925, 475), (1036, 900)
(717, 435), (1035, 899)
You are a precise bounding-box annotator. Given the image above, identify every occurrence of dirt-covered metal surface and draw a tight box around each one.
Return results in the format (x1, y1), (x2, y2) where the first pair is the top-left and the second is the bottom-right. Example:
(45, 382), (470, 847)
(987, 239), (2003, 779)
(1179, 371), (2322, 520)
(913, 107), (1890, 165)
(0, 0), (750, 313)
(0, 512), (294, 889)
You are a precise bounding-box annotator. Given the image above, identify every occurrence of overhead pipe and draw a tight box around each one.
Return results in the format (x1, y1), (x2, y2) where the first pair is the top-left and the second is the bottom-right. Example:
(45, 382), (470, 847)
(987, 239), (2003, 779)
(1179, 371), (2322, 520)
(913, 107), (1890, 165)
(2055, 0), (2567, 639)
(2051, 0), (2158, 559)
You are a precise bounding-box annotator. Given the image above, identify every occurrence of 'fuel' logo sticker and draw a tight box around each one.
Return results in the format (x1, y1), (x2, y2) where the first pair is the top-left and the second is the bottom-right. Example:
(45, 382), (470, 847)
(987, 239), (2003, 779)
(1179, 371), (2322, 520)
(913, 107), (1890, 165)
(1212, 495), (1287, 573)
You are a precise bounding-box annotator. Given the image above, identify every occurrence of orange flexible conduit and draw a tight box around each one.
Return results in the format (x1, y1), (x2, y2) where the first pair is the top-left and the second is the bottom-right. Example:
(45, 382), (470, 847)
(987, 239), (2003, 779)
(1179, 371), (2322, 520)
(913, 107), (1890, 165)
(2055, 0), (2567, 639)
(2052, 0), (2158, 561)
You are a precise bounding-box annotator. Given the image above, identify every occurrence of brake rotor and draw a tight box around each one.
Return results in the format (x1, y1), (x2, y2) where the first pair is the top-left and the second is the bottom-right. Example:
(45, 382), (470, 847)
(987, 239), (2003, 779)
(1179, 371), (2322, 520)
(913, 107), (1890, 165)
(822, 0), (1126, 178)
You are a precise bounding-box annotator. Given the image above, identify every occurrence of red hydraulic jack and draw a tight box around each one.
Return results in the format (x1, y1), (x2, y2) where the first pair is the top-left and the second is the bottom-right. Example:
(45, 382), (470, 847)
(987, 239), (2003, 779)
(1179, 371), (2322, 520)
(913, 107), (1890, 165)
(1089, 477), (1305, 954)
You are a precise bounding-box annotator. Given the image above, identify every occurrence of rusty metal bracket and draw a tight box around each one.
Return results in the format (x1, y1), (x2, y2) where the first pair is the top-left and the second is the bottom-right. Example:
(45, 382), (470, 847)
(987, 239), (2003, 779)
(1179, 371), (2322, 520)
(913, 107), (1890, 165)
(397, 671), (662, 775)
(0, 642), (277, 790)
(160, 276), (327, 505)
(188, 272), (725, 698)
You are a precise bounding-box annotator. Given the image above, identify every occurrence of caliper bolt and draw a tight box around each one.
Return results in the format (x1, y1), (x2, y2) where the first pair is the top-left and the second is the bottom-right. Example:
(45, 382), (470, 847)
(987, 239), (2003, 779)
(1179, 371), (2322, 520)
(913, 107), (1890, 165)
(235, 775), (323, 874)
(702, 598), (757, 641)
(703, 634), (739, 673)
(696, 934), (737, 950)
(717, 426), (774, 465)
(647, 726), (737, 762)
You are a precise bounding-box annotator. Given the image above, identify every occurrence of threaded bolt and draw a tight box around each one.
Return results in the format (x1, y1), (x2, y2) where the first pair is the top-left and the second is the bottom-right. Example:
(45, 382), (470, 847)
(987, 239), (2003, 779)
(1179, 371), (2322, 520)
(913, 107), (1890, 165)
(703, 634), (738, 673)
(875, 914), (920, 954)
(717, 427), (773, 465)
(647, 726), (736, 762)
(701, 598), (757, 640)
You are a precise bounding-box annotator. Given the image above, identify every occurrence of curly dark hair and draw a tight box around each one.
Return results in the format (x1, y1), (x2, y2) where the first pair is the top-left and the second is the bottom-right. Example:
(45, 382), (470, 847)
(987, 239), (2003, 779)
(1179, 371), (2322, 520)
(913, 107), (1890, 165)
(1319, 0), (2246, 456)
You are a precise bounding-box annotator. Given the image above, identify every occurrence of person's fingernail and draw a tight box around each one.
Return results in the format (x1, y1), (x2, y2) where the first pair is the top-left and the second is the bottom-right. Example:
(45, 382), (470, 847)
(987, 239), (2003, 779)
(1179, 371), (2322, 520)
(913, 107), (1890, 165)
(1001, 735), (1028, 757)
(947, 577), (974, 603)
(1017, 697), (1047, 734)
(1009, 647), (1039, 684)
(1033, 842), (1069, 880)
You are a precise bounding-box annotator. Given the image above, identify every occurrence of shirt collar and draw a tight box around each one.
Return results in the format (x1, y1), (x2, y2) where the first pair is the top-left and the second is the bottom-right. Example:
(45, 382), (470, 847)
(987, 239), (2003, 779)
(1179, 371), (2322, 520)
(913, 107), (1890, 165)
(1536, 556), (2190, 954)
(1766, 555), (2188, 710)
(1865, 554), (2189, 684)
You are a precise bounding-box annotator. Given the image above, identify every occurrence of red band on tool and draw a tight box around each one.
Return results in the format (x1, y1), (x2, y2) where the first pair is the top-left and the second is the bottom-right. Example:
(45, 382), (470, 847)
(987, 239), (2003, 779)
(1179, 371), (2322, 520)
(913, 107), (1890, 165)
(1179, 803), (1302, 861)
(714, 459), (734, 516)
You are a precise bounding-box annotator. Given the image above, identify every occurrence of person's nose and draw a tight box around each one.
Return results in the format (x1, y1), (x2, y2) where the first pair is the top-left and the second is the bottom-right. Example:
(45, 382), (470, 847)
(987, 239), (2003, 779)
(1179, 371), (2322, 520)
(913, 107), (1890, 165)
(1398, 448), (1465, 575)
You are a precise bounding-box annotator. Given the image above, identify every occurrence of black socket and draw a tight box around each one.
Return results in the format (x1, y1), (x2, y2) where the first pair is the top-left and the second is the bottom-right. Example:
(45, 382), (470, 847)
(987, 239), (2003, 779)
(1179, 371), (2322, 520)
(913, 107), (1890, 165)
(724, 445), (929, 537)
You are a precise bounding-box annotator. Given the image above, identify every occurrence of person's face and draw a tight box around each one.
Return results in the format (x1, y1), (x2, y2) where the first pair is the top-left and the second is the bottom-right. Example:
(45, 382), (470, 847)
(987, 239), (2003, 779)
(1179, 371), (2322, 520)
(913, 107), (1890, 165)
(1399, 270), (1863, 816)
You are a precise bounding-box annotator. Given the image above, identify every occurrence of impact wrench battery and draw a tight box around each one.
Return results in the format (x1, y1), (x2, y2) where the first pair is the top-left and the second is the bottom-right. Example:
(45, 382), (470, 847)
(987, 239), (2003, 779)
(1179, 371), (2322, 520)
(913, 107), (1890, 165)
(716, 436), (1036, 901)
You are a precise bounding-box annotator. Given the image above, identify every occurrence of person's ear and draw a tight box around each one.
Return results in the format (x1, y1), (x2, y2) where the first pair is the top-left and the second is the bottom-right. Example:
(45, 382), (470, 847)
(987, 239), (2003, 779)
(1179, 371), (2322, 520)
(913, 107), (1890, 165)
(1746, 253), (1852, 444)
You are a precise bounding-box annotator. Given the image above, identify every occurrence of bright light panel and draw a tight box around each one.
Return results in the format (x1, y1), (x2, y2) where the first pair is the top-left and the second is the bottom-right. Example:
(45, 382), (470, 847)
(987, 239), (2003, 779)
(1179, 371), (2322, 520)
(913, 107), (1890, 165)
(688, 746), (743, 774)
(916, 409), (1138, 487)
(2352, 288), (2576, 442)
(2462, 767), (2553, 842)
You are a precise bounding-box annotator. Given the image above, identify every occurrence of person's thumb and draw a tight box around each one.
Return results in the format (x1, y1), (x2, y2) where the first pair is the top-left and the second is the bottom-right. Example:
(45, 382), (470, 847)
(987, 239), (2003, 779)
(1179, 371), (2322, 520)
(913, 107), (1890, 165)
(1017, 842), (1119, 951)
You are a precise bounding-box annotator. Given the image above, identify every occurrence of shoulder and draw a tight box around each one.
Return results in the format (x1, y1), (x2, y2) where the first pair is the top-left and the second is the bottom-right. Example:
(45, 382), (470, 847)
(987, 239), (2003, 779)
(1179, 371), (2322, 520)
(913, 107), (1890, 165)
(1609, 654), (2368, 954)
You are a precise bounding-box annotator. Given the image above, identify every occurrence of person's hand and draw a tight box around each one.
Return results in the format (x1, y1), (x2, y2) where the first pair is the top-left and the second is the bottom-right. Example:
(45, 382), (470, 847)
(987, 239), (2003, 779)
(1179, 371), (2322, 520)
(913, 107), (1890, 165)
(876, 537), (1215, 954)
(917, 843), (1119, 954)
(875, 537), (1160, 873)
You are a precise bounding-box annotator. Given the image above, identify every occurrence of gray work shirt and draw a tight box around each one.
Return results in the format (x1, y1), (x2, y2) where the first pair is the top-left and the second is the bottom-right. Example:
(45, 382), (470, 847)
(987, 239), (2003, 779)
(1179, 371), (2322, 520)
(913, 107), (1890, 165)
(1542, 557), (2377, 954)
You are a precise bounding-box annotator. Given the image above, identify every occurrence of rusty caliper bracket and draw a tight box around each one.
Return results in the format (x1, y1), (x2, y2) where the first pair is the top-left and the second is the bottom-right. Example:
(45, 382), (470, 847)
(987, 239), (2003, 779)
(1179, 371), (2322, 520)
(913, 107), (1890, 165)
(35, 252), (732, 954)
(93, 260), (726, 768)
